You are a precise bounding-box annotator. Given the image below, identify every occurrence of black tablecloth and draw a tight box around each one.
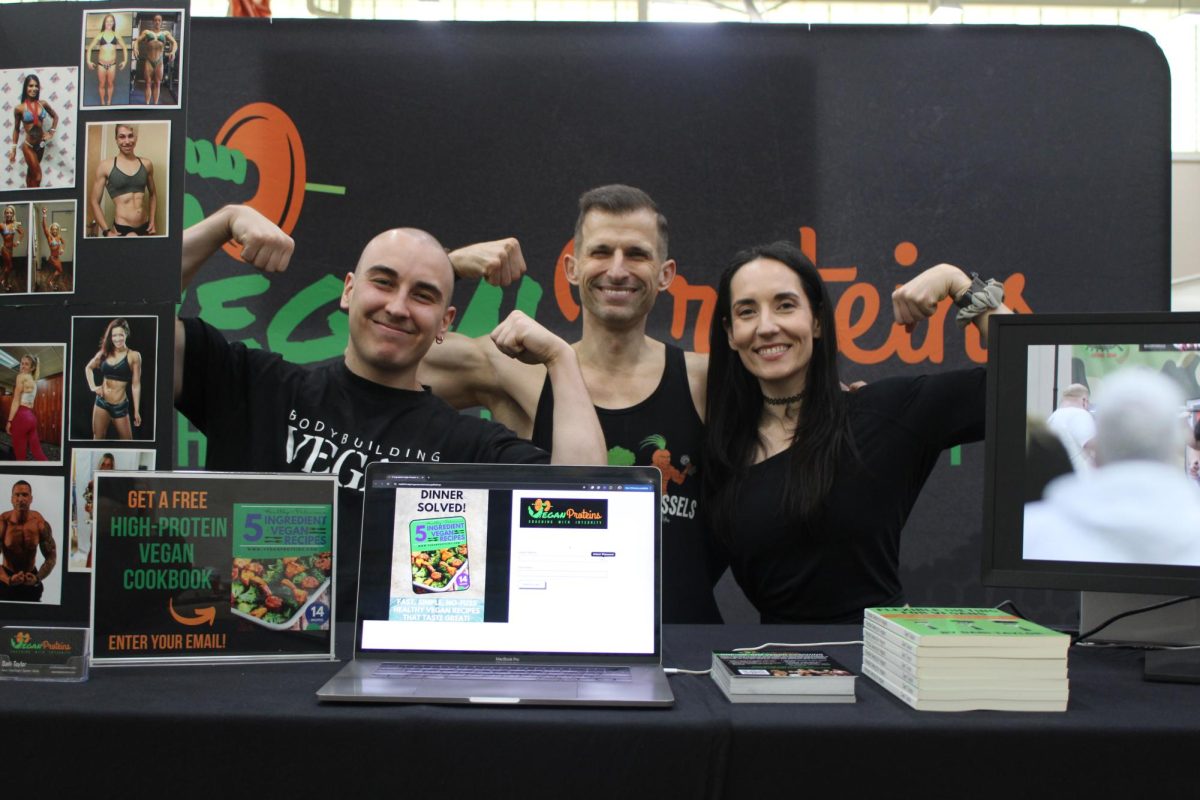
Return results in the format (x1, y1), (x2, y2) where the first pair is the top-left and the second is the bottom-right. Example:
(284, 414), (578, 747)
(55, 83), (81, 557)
(5, 625), (1198, 798)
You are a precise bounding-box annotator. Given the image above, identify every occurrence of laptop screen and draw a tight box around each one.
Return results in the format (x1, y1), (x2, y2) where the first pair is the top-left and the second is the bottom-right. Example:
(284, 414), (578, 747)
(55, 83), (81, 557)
(356, 463), (661, 657)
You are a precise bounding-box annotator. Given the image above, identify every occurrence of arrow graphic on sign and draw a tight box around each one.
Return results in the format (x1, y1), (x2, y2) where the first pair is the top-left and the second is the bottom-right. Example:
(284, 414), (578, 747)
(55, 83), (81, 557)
(169, 598), (216, 627)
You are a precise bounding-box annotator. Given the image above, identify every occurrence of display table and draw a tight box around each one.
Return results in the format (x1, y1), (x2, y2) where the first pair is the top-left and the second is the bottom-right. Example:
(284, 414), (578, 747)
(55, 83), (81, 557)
(5, 625), (1197, 797)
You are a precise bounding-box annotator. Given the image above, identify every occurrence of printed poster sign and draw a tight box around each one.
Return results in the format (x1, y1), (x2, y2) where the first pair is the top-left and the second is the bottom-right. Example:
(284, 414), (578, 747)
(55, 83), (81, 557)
(91, 472), (336, 664)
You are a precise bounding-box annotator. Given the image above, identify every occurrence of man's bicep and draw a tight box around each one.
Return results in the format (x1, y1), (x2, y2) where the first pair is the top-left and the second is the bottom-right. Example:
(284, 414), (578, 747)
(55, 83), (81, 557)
(419, 333), (498, 409)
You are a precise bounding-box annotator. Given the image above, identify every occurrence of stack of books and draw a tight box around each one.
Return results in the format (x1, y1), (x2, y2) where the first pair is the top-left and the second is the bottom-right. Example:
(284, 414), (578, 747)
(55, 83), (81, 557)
(710, 649), (857, 703)
(862, 607), (1070, 712)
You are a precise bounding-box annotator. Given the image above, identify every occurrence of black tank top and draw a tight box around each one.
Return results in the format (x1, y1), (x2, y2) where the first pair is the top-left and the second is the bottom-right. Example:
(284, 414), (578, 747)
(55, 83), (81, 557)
(531, 344), (723, 623)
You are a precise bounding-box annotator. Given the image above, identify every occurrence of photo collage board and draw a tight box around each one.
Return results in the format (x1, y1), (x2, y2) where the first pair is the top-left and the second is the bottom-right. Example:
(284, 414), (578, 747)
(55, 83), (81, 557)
(0, 0), (188, 623)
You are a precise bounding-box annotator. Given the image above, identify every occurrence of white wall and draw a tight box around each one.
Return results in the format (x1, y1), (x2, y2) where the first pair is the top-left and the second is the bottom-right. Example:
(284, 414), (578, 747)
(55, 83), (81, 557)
(1173, 156), (1200, 310)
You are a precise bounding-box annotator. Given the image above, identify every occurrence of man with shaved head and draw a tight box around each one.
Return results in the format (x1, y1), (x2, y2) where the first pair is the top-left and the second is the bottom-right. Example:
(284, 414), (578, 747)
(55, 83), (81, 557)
(175, 205), (604, 618)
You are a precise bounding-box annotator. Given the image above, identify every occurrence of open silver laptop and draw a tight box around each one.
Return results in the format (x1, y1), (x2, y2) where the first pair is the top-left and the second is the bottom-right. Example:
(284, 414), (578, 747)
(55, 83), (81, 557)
(317, 462), (672, 707)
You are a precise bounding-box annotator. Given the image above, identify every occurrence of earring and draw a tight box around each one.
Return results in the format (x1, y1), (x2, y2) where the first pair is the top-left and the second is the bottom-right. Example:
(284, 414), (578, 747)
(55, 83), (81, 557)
(435, 335), (444, 344)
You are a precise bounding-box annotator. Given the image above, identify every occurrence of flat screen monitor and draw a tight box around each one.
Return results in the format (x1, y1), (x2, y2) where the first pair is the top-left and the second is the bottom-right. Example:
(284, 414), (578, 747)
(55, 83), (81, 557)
(982, 312), (1200, 597)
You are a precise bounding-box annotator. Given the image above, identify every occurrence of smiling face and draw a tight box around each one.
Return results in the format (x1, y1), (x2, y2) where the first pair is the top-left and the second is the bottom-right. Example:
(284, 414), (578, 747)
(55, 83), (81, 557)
(725, 257), (822, 398)
(115, 126), (137, 157)
(50, 223), (60, 237)
(109, 324), (128, 351)
(18, 356), (33, 375)
(23, 77), (39, 100)
(4, 207), (13, 223)
(102, 14), (116, 31)
(340, 229), (456, 389)
(566, 209), (675, 331)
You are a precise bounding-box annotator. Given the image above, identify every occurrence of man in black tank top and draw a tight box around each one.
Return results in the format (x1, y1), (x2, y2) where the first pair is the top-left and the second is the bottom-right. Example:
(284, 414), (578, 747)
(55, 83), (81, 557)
(418, 185), (726, 623)
(88, 123), (157, 237)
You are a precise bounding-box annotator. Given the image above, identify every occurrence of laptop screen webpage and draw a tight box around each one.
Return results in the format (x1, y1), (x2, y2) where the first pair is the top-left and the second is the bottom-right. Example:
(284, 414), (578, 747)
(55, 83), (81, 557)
(357, 464), (660, 657)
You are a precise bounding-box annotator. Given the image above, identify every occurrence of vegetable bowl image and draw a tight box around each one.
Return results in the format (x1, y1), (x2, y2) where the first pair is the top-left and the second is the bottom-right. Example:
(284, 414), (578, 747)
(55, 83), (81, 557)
(230, 552), (332, 629)
(411, 543), (469, 594)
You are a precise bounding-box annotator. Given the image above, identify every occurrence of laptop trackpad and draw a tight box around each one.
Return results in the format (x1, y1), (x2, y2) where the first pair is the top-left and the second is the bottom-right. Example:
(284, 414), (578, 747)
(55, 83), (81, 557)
(419, 680), (580, 701)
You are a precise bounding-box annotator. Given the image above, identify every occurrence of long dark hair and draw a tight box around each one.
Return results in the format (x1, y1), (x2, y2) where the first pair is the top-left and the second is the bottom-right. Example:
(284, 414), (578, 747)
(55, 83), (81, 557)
(703, 241), (850, 541)
(100, 318), (131, 357)
(21, 74), (40, 102)
(101, 14), (117, 31)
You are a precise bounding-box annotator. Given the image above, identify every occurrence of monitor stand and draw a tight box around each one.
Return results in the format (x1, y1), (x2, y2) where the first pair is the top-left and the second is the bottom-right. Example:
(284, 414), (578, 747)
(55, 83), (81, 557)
(1079, 592), (1200, 684)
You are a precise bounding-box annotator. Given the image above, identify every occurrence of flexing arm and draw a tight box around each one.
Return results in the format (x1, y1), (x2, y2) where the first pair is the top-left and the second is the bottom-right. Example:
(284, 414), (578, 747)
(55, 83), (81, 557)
(892, 263), (1012, 347)
(90, 159), (111, 236)
(176, 205), (294, 401)
(166, 32), (178, 59)
(447, 237), (527, 288)
(144, 158), (157, 234)
(41, 207), (49, 241)
(36, 517), (56, 583)
(418, 236), (537, 428)
(130, 350), (143, 427)
(490, 311), (605, 465)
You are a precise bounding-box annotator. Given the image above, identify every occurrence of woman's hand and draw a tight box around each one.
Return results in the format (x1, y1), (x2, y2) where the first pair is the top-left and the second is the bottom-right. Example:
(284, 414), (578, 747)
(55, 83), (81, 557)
(134, 411), (142, 427)
(891, 263), (972, 329)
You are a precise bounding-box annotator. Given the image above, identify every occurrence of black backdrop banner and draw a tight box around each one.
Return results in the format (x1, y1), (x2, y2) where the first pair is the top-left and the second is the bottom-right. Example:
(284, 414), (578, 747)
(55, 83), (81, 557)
(179, 20), (1170, 625)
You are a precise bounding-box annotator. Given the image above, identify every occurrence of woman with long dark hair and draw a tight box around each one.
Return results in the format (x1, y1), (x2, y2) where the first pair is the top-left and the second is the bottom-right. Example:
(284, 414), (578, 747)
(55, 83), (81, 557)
(8, 74), (59, 188)
(6, 354), (48, 461)
(702, 242), (1010, 623)
(86, 14), (128, 107)
(85, 318), (143, 440)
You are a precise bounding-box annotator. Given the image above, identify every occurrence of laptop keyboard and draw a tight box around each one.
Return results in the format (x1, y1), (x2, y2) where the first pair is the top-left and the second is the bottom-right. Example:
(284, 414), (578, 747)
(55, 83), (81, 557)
(374, 663), (632, 682)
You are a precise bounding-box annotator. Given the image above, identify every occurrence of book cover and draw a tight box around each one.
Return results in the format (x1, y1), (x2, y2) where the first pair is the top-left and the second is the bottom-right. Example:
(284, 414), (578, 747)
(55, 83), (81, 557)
(864, 608), (1069, 655)
(710, 650), (856, 696)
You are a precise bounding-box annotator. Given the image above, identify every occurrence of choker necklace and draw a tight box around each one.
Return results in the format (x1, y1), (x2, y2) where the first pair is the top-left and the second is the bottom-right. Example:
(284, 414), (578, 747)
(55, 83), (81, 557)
(763, 391), (804, 406)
